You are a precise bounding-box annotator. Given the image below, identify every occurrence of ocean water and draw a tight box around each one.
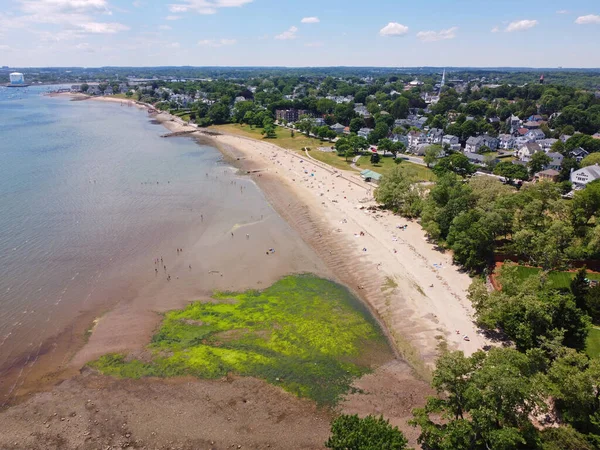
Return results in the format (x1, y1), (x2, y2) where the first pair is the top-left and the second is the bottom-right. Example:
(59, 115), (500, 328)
(0, 86), (272, 400)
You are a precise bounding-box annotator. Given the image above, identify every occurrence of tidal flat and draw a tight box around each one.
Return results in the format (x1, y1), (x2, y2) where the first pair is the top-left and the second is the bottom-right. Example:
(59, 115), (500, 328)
(90, 274), (391, 405)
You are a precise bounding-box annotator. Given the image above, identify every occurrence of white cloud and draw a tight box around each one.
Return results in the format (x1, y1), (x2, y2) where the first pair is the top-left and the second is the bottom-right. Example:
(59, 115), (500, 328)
(79, 22), (129, 33)
(132, 0), (144, 6)
(491, 26), (499, 33)
(379, 22), (409, 37)
(165, 15), (181, 20)
(575, 14), (600, 25)
(275, 26), (298, 40)
(1, 0), (128, 37)
(416, 26), (458, 42)
(0, 44), (10, 50)
(556, 10), (569, 14)
(164, 42), (180, 48)
(505, 19), (538, 32)
(159, 24), (172, 30)
(75, 42), (94, 52)
(197, 38), (236, 47)
(168, 0), (253, 15)
(305, 42), (323, 47)
(301, 17), (319, 24)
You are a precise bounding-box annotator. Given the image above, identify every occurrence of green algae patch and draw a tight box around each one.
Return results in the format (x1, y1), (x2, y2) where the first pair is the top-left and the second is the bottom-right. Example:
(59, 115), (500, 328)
(89, 274), (390, 405)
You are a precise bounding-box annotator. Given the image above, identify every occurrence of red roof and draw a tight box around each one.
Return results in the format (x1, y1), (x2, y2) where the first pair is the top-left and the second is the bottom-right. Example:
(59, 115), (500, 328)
(518, 128), (528, 135)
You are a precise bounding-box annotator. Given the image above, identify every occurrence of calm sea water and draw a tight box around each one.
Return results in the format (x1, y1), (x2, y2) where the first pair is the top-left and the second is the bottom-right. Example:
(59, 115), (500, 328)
(0, 86), (269, 398)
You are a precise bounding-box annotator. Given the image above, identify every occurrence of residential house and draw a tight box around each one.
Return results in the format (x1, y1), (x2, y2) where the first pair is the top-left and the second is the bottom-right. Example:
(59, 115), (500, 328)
(535, 169), (560, 182)
(413, 144), (431, 156)
(570, 165), (600, 189)
(516, 136), (530, 147)
(481, 134), (499, 150)
(593, 132), (600, 140)
(312, 118), (326, 127)
(234, 96), (246, 103)
(546, 152), (564, 171)
(539, 138), (558, 151)
(570, 147), (590, 163)
(528, 114), (544, 122)
(275, 109), (308, 123)
(442, 134), (461, 151)
(427, 128), (444, 145)
(408, 131), (426, 149)
(525, 129), (546, 142)
(523, 121), (541, 130)
(465, 136), (484, 153)
(354, 104), (371, 118)
(560, 134), (572, 143)
(498, 134), (516, 150)
(465, 153), (498, 166)
(507, 114), (521, 134)
(330, 123), (346, 135)
(517, 142), (542, 162)
(70, 85), (81, 93)
(104, 86), (113, 95)
(357, 128), (373, 139)
(390, 134), (409, 148)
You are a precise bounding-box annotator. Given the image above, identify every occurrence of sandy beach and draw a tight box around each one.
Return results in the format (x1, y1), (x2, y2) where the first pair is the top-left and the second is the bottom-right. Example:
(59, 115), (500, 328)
(104, 97), (489, 365)
(0, 94), (477, 448)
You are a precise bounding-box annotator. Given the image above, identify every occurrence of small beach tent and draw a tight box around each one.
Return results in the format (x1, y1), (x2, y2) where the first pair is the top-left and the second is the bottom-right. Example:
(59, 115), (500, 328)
(360, 169), (382, 183)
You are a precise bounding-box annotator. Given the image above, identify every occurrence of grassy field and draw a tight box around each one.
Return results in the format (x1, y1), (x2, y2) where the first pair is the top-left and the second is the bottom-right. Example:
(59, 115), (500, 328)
(509, 265), (600, 289)
(211, 124), (361, 171)
(356, 155), (436, 182)
(586, 327), (600, 358)
(209, 124), (436, 178)
(90, 275), (389, 406)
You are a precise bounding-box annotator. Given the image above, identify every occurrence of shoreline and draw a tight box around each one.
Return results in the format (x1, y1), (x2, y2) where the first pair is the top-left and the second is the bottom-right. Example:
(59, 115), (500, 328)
(0, 93), (439, 447)
(80, 92), (489, 371)
(25, 92), (488, 376)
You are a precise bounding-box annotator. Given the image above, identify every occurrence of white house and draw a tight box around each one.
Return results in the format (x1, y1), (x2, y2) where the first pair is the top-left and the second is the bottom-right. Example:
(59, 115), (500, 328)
(525, 129), (546, 142)
(427, 128), (444, 145)
(465, 136), (483, 153)
(517, 142), (542, 162)
(408, 131), (426, 148)
(498, 134), (516, 150)
(357, 127), (373, 139)
(571, 165), (600, 189)
(539, 138), (558, 151)
(330, 123), (346, 134)
(442, 134), (461, 151)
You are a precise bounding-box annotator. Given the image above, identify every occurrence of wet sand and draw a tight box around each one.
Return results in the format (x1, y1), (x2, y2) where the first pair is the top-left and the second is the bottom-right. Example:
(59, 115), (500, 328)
(0, 96), (435, 449)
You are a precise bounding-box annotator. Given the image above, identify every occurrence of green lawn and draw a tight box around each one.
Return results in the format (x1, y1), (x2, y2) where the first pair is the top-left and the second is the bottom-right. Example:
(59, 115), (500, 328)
(209, 124), (437, 179)
(510, 265), (600, 290)
(586, 327), (600, 358)
(356, 155), (436, 182)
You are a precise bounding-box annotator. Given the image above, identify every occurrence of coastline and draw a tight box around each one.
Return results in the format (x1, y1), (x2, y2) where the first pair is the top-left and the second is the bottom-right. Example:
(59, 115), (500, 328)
(46, 92), (489, 369)
(0, 93), (435, 448)
(83, 92), (488, 369)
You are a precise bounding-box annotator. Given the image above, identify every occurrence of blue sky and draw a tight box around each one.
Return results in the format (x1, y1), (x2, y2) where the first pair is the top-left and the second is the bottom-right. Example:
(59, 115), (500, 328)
(0, 0), (599, 67)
